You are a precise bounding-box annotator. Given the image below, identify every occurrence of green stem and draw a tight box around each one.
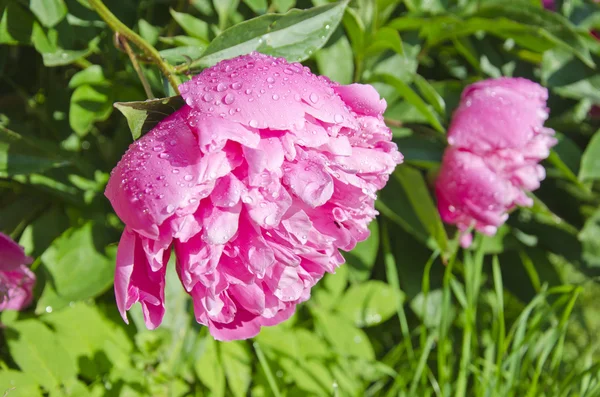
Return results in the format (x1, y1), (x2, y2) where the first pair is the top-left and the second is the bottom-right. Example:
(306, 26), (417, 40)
(120, 35), (155, 99)
(253, 342), (282, 397)
(87, 0), (181, 94)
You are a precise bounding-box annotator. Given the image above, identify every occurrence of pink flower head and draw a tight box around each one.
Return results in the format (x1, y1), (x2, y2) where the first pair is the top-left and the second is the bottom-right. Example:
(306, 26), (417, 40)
(105, 52), (402, 340)
(0, 233), (35, 311)
(542, 0), (555, 10)
(436, 77), (556, 248)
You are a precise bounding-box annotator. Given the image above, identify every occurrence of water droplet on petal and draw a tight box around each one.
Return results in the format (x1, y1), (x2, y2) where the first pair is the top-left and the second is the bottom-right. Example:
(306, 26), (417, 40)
(231, 82), (242, 90)
(309, 93), (319, 103)
(249, 119), (259, 128)
(334, 114), (344, 123)
(224, 93), (235, 105)
(184, 175), (193, 181)
(272, 94), (279, 100)
(166, 204), (175, 213)
(216, 83), (227, 92)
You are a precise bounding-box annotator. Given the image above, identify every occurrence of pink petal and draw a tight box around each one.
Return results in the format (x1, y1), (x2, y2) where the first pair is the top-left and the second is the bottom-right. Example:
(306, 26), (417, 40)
(334, 84), (387, 116)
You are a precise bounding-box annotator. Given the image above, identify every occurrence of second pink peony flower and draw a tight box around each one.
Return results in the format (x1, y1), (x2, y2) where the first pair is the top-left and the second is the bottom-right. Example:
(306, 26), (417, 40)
(436, 77), (557, 248)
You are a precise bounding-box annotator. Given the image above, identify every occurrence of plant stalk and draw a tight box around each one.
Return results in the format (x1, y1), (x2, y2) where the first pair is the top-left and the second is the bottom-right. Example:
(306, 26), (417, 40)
(118, 34), (155, 99)
(87, 0), (181, 94)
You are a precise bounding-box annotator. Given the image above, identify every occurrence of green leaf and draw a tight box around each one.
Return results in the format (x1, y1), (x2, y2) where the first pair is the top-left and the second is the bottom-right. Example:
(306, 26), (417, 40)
(42, 303), (128, 380)
(366, 26), (404, 55)
(0, 126), (67, 176)
(474, 3), (594, 68)
(579, 208), (600, 268)
(342, 7), (366, 57)
(68, 65), (107, 88)
(220, 341), (252, 397)
(19, 205), (70, 258)
(0, 370), (42, 397)
(373, 73), (445, 133)
(36, 222), (116, 313)
(413, 75), (445, 117)
(29, 0), (67, 28)
(159, 35), (207, 47)
(214, 0), (240, 29)
(169, 9), (210, 41)
(395, 135), (444, 168)
(69, 85), (113, 136)
(579, 129), (600, 181)
(410, 289), (455, 328)
(542, 50), (600, 104)
(393, 165), (449, 253)
(273, 0), (295, 13)
(313, 308), (375, 359)
(159, 46), (207, 65)
(4, 319), (77, 390)
(0, 1), (35, 45)
(195, 337), (226, 397)
(114, 96), (186, 140)
(337, 281), (403, 327)
(315, 34), (353, 85)
(188, 1), (348, 68)
(243, 0), (267, 14)
(138, 19), (160, 46)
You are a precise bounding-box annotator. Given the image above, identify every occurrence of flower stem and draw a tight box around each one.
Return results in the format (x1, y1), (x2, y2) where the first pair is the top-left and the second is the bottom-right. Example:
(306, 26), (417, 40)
(118, 34), (155, 99)
(87, 0), (181, 95)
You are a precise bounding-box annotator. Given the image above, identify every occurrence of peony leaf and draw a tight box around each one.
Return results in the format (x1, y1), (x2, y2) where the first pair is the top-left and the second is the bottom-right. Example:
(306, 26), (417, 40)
(313, 308), (375, 359)
(36, 222), (117, 314)
(29, 0), (67, 28)
(114, 96), (185, 140)
(0, 125), (68, 176)
(0, 370), (42, 397)
(220, 341), (252, 397)
(195, 337), (226, 397)
(169, 9), (210, 41)
(4, 318), (77, 390)
(69, 84), (113, 136)
(185, 0), (348, 69)
(336, 281), (404, 327)
(579, 129), (600, 181)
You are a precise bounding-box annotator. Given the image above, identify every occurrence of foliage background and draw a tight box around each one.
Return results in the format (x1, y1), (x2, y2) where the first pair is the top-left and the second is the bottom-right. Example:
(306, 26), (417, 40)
(1, 0), (600, 396)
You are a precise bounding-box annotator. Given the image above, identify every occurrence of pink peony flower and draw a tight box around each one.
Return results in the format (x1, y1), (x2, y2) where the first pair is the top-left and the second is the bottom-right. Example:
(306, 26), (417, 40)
(436, 77), (556, 248)
(0, 233), (35, 311)
(106, 52), (402, 340)
(542, 0), (555, 10)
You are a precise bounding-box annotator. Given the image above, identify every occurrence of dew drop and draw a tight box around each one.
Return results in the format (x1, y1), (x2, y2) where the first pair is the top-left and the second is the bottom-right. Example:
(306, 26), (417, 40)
(266, 76), (275, 83)
(272, 94), (279, 100)
(309, 93), (319, 103)
(166, 204), (175, 213)
(184, 175), (193, 181)
(203, 93), (214, 102)
(172, 169), (180, 174)
(216, 83), (227, 92)
(231, 82), (242, 90)
(249, 119), (259, 128)
(334, 114), (344, 123)
(264, 213), (277, 226)
(224, 93), (235, 105)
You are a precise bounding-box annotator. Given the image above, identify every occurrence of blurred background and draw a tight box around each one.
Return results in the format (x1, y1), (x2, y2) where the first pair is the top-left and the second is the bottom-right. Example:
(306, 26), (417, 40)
(1, 0), (600, 396)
